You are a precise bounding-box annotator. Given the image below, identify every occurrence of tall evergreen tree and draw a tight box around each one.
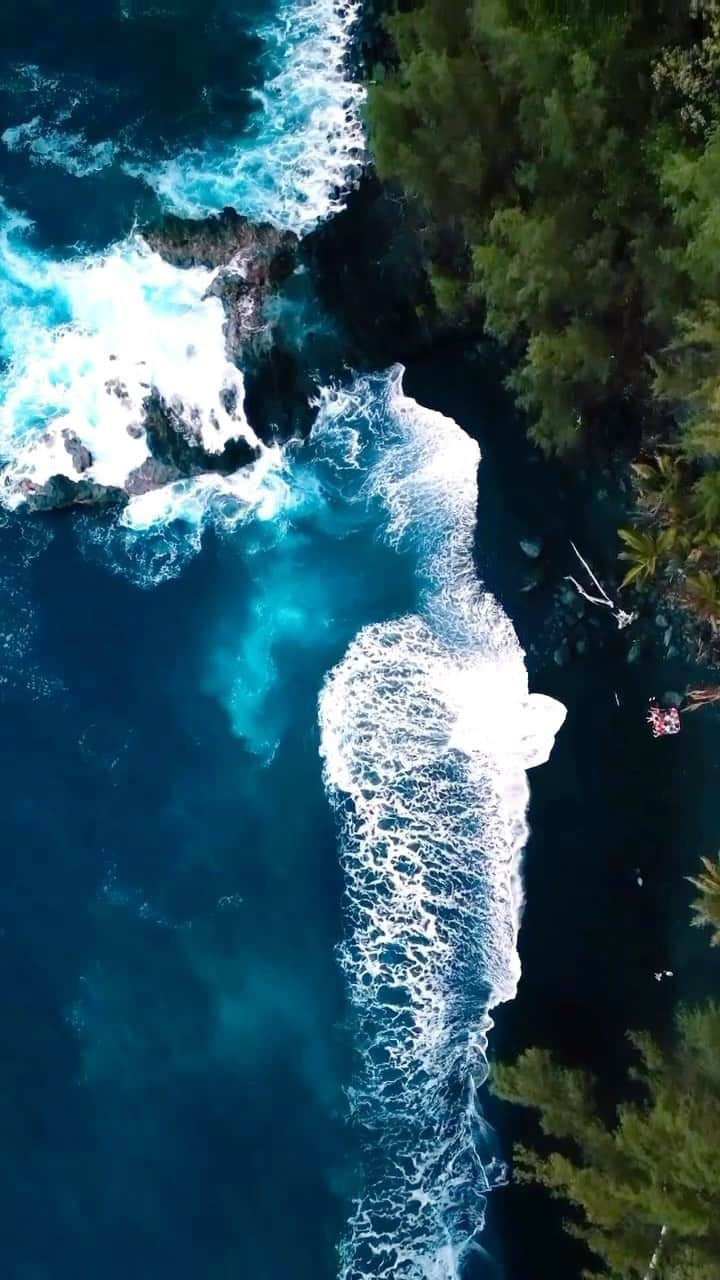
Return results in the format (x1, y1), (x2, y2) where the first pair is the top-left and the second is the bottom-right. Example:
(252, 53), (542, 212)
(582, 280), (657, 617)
(491, 1005), (720, 1278)
(368, 0), (720, 631)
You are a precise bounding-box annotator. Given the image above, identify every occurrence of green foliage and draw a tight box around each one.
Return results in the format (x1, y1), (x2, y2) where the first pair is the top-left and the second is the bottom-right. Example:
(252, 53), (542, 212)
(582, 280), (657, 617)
(427, 265), (467, 315)
(491, 1003), (720, 1279)
(684, 568), (720, 620)
(368, 0), (681, 455)
(652, 14), (720, 137)
(632, 454), (687, 521)
(618, 526), (675, 586)
(688, 852), (720, 943)
(655, 306), (720, 461)
(366, 3), (508, 219)
(369, 0), (720, 629)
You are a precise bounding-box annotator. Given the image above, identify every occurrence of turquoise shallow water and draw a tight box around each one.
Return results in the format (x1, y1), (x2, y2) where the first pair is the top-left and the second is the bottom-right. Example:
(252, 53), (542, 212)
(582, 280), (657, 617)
(0, 4), (566, 1277)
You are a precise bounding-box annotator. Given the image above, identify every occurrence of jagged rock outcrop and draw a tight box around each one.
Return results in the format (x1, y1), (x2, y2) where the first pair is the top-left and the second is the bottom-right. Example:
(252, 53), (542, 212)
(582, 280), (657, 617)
(143, 206), (297, 274)
(15, 212), (298, 513)
(62, 429), (93, 474)
(141, 389), (259, 476)
(144, 207), (299, 366)
(21, 475), (129, 513)
(17, 184), (456, 515)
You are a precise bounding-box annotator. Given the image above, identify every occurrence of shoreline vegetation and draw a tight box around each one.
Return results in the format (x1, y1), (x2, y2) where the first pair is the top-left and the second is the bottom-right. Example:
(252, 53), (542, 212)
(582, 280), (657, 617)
(490, 869), (720, 1280)
(359, 1), (720, 1276)
(365, 0), (720, 657)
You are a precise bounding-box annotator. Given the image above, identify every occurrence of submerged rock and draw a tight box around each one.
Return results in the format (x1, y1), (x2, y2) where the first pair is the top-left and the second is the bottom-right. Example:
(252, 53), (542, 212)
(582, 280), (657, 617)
(520, 536), (543, 559)
(242, 335), (318, 442)
(553, 640), (570, 666)
(302, 174), (455, 366)
(627, 639), (643, 663)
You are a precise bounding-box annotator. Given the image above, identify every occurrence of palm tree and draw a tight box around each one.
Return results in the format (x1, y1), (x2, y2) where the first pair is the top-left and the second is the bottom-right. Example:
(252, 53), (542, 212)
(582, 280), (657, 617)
(632, 454), (685, 522)
(691, 471), (720, 531)
(688, 853), (720, 946)
(684, 569), (720, 625)
(618, 526), (675, 587)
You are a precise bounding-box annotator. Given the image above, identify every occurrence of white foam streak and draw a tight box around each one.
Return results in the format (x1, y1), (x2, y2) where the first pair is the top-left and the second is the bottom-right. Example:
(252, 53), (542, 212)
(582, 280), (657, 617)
(317, 371), (565, 1279)
(132, 0), (365, 232)
(2, 117), (115, 177)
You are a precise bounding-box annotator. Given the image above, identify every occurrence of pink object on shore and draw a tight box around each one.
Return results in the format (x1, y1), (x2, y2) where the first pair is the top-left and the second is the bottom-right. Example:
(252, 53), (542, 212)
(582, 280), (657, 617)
(646, 701), (681, 738)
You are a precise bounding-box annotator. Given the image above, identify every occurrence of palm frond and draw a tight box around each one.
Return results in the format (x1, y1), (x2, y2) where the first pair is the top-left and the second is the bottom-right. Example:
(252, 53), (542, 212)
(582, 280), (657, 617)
(688, 852), (720, 945)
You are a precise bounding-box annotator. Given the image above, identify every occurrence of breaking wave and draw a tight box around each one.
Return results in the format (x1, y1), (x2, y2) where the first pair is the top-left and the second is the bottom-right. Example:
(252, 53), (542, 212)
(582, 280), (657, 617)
(0, 4), (564, 1272)
(318, 371), (565, 1280)
(131, 0), (365, 232)
(0, 201), (254, 505)
(2, 0), (364, 233)
(0, 0), (365, 518)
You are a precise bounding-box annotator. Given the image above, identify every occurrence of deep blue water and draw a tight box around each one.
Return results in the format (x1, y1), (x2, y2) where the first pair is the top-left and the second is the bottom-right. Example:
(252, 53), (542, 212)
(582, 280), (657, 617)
(0, 4), (566, 1278)
(0, 506), (385, 1280)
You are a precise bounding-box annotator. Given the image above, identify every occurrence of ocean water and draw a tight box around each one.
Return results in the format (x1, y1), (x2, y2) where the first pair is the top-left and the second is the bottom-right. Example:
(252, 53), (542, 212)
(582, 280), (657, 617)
(0, 4), (564, 1278)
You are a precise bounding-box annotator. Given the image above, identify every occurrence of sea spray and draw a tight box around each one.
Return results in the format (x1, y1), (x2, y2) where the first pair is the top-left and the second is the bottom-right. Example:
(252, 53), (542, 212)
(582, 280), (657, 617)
(0, 4), (564, 1272)
(318, 370), (565, 1279)
(0, 201), (255, 505)
(0, 0), (365, 511)
(125, 0), (365, 233)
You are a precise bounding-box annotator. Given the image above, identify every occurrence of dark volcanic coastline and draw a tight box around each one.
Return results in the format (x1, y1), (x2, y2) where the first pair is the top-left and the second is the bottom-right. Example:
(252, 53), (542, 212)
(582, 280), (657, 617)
(4, 0), (720, 1274)
(403, 344), (720, 1280)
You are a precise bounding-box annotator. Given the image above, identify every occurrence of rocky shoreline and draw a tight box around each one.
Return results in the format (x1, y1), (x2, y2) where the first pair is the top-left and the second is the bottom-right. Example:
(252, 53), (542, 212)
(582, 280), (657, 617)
(9, 0), (475, 518)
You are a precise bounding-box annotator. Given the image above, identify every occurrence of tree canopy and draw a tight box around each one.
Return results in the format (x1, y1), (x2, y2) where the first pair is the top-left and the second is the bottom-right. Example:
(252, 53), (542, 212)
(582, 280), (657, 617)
(491, 1004), (720, 1278)
(368, 0), (720, 630)
(688, 853), (720, 944)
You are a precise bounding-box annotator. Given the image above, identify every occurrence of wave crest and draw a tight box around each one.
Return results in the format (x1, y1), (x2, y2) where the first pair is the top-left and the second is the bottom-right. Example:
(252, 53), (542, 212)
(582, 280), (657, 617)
(318, 371), (565, 1279)
(130, 0), (365, 232)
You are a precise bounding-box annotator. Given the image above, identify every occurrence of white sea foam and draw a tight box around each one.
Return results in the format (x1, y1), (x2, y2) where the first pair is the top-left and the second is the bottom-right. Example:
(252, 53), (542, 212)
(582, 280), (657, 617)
(129, 0), (366, 232)
(317, 370), (565, 1279)
(76, 441), (296, 589)
(0, 202), (256, 506)
(120, 442), (290, 531)
(2, 117), (115, 177)
(0, 0), (365, 513)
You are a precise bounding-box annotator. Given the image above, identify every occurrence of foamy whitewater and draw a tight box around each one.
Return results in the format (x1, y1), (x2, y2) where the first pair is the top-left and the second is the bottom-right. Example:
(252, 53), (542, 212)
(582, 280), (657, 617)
(2, 0), (364, 232)
(0, 0), (363, 504)
(0, 3), (566, 1277)
(317, 373), (565, 1280)
(0, 201), (255, 504)
(128, 0), (366, 229)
